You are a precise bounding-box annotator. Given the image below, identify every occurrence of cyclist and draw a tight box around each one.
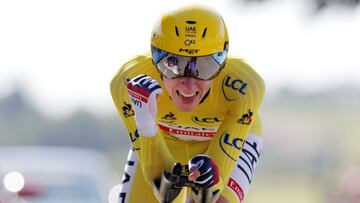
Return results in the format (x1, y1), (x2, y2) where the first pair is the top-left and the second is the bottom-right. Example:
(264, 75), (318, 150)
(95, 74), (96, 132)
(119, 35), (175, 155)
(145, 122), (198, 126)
(110, 4), (265, 203)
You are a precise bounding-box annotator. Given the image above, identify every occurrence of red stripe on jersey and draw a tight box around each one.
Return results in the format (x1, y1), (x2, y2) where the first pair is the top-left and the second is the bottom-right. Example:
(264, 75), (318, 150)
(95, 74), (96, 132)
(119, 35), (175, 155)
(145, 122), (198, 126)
(228, 178), (244, 201)
(158, 124), (215, 137)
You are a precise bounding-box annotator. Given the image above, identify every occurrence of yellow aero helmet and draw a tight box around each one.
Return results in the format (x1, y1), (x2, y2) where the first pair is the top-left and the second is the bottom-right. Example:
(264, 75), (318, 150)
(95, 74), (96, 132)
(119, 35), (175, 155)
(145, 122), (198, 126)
(151, 5), (229, 80)
(151, 5), (229, 57)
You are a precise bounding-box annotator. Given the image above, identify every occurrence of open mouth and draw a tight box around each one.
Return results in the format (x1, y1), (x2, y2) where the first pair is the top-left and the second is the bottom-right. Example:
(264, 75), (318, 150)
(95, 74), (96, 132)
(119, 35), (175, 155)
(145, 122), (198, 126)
(174, 89), (201, 107)
(176, 90), (199, 98)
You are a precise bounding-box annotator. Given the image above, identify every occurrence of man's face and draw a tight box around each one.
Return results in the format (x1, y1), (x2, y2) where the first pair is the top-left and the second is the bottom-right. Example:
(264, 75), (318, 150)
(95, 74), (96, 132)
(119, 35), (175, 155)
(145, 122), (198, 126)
(163, 76), (211, 112)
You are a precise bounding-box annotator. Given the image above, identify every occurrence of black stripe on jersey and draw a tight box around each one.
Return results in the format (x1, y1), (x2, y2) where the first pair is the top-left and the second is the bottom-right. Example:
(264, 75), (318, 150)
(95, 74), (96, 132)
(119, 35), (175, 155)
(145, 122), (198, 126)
(245, 140), (261, 157)
(237, 164), (251, 184)
(240, 156), (254, 174)
(119, 192), (126, 203)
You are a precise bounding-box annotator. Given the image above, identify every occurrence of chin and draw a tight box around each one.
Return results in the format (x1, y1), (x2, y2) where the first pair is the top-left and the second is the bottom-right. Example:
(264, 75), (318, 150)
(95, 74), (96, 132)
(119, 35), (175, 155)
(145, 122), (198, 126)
(177, 106), (195, 112)
(175, 102), (198, 112)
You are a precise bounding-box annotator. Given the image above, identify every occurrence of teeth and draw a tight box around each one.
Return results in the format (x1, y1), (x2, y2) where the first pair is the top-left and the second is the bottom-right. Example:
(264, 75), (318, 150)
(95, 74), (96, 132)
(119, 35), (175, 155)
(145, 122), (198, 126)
(179, 90), (196, 97)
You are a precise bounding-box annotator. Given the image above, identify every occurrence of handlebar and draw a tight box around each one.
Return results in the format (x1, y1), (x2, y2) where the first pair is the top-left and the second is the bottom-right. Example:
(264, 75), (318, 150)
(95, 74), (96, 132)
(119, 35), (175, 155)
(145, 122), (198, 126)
(155, 163), (213, 203)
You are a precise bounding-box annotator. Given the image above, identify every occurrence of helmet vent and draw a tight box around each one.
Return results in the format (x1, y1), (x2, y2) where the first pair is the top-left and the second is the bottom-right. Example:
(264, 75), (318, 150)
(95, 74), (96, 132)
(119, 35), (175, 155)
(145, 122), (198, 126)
(224, 41), (229, 50)
(202, 28), (207, 38)
(175, 26), (179, 36)
(186, 21), (197, 24)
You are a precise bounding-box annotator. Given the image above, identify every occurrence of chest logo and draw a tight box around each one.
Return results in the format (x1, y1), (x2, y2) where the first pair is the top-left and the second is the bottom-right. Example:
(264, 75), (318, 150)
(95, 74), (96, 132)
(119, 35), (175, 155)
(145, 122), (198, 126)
(222, 75), (247, 101)
(237, 110), (253, 125)
(122, 102), (135, 118)
(219, 132), (244, 161)
(191, 116), (222, 126)
(162, 112), (177, 120)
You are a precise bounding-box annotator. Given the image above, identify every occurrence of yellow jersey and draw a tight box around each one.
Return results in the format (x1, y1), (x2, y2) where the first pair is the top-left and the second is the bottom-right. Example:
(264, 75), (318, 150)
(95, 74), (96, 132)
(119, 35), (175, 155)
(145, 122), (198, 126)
(110, 52), (265, 194)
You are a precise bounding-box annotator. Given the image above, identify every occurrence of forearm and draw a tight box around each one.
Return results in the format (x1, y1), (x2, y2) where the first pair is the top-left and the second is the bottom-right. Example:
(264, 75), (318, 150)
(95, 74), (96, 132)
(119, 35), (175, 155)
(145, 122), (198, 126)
(235, 133), (263, 196)
(138, 132), (175, 183)
(205, 126), (252, 192)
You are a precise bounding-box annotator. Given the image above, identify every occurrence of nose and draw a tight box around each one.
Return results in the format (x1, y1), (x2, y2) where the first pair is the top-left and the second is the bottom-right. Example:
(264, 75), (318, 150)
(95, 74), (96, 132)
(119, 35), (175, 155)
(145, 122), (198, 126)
(181, 77), (196, 89)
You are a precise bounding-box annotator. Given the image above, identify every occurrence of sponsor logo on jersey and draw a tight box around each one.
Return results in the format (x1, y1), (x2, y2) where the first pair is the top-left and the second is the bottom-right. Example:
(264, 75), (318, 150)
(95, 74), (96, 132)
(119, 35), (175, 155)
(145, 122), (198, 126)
(158, 124), (215, 137)
(227, 178), (244, 201)
(222, 75), (247, 101)
(237, 109), (253, 125)
(128, 129), (140, 150)
(236, 134), (262, 184)
(117, 148), (137, 203)
(162, 112), (177, 120)
(122, 102), (135, 118)
(191, 116), (222, 126)
(158, 122), (217, 140)
(219, 132), (244, 161)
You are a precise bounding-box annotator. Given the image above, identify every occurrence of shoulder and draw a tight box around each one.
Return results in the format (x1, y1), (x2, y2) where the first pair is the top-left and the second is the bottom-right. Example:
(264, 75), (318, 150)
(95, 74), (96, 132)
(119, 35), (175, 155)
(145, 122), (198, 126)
(111, 52), (152, 85)
(212, 56), (265, 102)
(225, 56), (265, 91)
(110, 52), (159, 90)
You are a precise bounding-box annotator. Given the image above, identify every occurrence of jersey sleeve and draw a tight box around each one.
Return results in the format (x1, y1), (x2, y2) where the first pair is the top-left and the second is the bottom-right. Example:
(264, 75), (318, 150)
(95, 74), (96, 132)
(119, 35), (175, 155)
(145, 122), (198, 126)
(205, 65), (265, 193)
(249, 112), (264, 137)
(110, 56), (174, 186)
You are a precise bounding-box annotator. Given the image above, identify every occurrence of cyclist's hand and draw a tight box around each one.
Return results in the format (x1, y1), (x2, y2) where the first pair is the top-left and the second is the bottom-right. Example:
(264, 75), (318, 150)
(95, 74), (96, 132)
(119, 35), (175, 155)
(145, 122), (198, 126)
(127, 74), (162, 136)
(188, 155), (219, 189)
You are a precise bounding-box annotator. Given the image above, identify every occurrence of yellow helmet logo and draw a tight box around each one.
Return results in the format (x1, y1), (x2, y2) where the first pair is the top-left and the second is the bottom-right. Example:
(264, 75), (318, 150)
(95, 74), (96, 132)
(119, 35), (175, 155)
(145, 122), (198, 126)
(151, 5), (229, 57)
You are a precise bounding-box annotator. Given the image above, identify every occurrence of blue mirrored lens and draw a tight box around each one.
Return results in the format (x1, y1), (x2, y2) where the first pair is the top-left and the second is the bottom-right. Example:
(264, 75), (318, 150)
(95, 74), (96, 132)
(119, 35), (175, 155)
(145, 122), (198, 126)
(211, 50), (228, 65)
(152, 47), (168, 64)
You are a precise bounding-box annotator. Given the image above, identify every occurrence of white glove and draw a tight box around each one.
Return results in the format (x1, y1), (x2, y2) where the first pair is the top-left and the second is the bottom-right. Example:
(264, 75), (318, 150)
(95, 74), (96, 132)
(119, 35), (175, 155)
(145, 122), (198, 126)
(127, 74), (162, 136)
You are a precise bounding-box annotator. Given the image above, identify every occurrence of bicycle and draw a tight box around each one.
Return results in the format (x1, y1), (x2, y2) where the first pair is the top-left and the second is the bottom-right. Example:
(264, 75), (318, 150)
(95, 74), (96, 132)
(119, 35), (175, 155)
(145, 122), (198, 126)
(155, 163), (216, 203)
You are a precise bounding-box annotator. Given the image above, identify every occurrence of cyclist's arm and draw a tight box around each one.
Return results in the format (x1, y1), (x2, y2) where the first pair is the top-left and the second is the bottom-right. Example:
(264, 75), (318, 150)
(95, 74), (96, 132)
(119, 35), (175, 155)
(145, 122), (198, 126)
(235, 113), (264, 200)
(110, 61), (174, 185)
(205, 77), (265, 195)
